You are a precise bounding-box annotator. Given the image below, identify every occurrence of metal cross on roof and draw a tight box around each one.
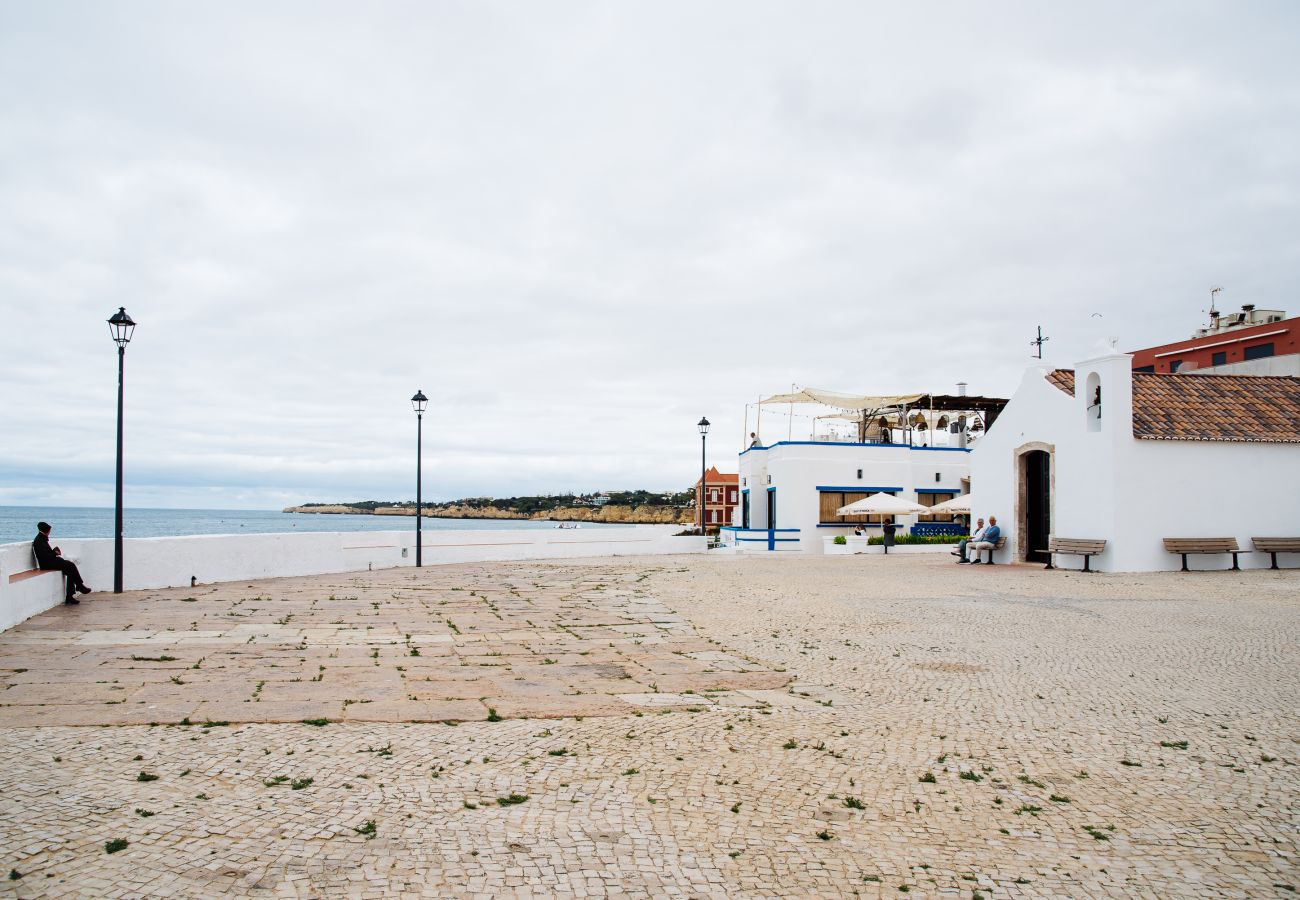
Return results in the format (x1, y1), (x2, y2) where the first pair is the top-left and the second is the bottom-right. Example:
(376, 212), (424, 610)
(1031, 325), (1050, 359)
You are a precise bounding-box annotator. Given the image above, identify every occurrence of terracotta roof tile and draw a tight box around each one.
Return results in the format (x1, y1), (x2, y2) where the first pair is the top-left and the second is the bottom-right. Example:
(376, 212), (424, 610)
(1131, 373), (1300, 443)
(1046, 369), (1075, 396)
(1040, 369), (1300, 442)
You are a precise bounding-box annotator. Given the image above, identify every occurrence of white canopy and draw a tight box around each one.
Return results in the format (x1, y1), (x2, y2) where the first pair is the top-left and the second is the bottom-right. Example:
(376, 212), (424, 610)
(760, 386), (926, 411)
(836, 492), (932, 516)
(926, 494), (973, 515)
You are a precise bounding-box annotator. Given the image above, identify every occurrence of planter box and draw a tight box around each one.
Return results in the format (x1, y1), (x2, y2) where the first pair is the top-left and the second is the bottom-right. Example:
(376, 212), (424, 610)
(865, 543), (954, 555)
(822, 536), (873, 555)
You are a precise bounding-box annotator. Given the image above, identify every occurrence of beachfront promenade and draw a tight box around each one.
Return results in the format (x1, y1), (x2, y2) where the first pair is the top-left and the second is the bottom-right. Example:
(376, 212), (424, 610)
(0, 554), (1296, 897)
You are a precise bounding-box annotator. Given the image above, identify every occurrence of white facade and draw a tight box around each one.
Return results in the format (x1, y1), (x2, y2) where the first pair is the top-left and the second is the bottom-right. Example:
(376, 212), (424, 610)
(971, 352), (1300, 571)
(728, 441), (971, 553)
(0, 526), (703, 633)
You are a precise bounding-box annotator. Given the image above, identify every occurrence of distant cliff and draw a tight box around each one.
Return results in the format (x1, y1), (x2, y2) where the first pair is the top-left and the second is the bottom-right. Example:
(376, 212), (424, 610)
(282, 504), (695, 526)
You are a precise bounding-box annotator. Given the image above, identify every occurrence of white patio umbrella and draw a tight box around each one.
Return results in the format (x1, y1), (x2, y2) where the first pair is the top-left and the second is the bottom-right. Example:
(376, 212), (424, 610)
(925, 493), (974, 515)
(835, 492), (931, 517)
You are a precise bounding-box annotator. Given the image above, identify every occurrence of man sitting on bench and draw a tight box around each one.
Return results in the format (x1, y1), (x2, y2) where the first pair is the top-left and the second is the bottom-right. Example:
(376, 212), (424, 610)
(33, 521), (92, 605)
(966, 516), (1001, 564)
(954, 518), (986, 565)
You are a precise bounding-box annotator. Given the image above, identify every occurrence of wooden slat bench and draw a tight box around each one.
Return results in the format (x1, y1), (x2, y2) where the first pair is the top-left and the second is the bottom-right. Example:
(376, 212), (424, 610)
(1252, 537), (1300, 570)
(1163, 538), (1240, 572)
(6, 548), (66, 588)
(971, 536), (1007, 564)
(1043, 537), (1107, 572)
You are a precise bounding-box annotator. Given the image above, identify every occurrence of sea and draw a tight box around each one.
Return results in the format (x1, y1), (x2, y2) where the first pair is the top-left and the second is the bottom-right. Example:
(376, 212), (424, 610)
(0, 505), (622, 546)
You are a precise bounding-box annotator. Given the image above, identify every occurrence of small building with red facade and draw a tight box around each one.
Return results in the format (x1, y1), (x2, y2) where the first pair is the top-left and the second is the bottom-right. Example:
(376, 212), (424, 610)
(1130, 304), (1298, 376)
(694, 467), (740, 531)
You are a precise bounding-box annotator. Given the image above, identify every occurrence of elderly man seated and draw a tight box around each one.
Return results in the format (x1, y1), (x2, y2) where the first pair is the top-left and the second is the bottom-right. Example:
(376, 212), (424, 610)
(953, 518), (985, 564)
(966, 516), (1001, 564)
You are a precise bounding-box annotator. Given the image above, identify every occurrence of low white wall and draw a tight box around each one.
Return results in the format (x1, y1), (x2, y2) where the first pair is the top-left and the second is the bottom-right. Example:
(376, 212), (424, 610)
(0, 526), (704, 632)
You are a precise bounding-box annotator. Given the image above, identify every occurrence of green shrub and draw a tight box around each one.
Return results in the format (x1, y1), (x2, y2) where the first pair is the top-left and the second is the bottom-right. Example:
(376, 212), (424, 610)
(867, 534), (963, 545)
(832, 535), (847, 545)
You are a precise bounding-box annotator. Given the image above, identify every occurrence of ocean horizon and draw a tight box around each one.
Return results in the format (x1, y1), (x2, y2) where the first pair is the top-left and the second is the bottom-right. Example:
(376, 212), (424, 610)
(0, 505), (625, 546)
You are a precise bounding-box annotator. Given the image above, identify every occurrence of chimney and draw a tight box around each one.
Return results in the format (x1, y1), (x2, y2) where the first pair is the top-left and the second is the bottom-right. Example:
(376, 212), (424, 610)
(1242, 304), (1255, 312)
(956, 382), (967, 397)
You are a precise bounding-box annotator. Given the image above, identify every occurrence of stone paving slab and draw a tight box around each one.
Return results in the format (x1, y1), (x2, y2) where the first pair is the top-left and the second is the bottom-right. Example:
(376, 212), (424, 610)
(0, 562), (779, 727)
(0, 554), (1295, 898)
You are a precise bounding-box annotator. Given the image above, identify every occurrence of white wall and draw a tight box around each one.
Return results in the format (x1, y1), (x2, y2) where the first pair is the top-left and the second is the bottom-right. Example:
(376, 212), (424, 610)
(972, 354), (1300, 571)
(737, 441), (971, 553)
(1196, 355), (1300, 377)
(0, 526), (704, 632)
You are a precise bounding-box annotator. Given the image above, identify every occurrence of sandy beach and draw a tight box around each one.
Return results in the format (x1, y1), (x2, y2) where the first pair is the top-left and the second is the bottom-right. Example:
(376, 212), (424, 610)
(0, 553), (1295, 897)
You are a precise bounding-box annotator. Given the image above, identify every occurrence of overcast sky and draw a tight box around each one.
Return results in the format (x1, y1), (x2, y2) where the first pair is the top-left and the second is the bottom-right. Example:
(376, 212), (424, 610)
(2, 1), (1298, 509)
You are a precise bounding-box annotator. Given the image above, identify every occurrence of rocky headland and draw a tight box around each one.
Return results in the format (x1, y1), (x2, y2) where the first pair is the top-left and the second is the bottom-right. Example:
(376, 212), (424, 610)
(282, 504), (694, 526)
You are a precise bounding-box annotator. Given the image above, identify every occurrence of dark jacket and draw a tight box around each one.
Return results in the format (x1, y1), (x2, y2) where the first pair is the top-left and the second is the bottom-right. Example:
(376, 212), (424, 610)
(32, 533), (59, 569)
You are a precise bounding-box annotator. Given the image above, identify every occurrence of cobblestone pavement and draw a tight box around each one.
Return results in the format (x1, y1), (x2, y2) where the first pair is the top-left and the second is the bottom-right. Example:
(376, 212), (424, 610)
(0, 554), (1296, 898)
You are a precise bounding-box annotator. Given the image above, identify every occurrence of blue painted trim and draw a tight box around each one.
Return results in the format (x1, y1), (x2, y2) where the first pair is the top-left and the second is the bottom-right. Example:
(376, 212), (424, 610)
(815, 486), (901, 492)
(766, 486), (776, 492)
(739, 441), (971, 457)
(915, 488), (958, 494)
(735, 536), (800, 543)
(721, 526), (798, 533)
(741, 488), (750, 494)
(816, 523), (884, 528)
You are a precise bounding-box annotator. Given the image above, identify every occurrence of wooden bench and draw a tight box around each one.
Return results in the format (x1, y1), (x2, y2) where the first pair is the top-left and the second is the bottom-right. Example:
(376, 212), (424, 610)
(1163, 538), (1240, 572)
(971, 536), (1007, 564)
(1252, 537), (1300, 570)
(5, 548), (65, 588)
(1043, 537), (1107, 572)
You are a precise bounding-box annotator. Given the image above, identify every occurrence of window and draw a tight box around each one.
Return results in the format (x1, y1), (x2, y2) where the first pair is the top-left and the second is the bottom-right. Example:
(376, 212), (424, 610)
(709, 489), (718, 503)
(1211, 351), (1227, 366)
(1134, 365), (1155, 373)
(917, 492), (956, 522)
(1244, 342), (1275, 361)
(818, 490), (896, 525)
(1169, 360), (1183, 373)
(729, 490), (737, 503)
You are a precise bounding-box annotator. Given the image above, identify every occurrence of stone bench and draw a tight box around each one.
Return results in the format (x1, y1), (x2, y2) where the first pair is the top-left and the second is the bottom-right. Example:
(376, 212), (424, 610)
(1163, 537), (1240, 572)
(1043, 537), (1107, 572)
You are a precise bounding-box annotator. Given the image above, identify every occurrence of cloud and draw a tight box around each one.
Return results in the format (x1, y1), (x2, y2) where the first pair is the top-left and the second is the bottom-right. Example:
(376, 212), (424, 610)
(2, 1), (1299, 507)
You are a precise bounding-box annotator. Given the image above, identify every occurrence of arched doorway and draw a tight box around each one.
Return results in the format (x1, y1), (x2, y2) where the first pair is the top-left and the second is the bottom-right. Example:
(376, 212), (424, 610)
(1022, 450), (1051, 562)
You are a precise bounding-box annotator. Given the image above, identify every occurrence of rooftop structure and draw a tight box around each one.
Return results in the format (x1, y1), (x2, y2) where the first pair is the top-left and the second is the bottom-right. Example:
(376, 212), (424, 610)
(1129, 302), (1299, 376)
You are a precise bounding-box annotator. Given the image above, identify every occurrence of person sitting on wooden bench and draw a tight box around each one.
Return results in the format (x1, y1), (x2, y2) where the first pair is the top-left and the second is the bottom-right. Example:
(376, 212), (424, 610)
(966, 516), (1001, 565)
(33, 521), (92, 605)
(954, 518), (985, 565)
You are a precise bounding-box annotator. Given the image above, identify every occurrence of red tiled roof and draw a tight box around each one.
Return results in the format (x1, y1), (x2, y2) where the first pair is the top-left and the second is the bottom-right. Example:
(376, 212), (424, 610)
(695, 467), (740, 488)
(1042, 370), (1300, 443)
(1046, 369), (1075, 395)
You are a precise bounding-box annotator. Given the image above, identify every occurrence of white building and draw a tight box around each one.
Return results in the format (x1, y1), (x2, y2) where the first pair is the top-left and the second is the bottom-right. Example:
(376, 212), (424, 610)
(971, 351), (1300, 571)
(724, 387), (1006, 553)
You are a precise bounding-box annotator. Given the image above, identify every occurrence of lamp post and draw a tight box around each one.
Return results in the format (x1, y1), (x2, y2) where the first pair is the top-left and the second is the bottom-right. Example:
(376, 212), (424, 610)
(411, 390), (428, 567)
(697, 417), (710, 534)
(107, 307), (136, 593)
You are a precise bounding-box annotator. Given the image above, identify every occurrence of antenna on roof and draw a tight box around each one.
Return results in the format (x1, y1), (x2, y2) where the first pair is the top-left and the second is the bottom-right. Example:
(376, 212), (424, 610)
(1209, 286), (1222, 318)
(1030, 325), (1050, 359)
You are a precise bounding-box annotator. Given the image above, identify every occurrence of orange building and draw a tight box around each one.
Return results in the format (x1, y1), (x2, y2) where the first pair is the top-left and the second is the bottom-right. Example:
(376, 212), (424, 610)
(694, 467), (740, 530)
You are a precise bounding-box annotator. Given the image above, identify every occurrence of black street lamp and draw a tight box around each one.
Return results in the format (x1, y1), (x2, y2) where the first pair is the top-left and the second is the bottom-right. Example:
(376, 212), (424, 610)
(411, 390), (428, 567)
(107, 307), (136, 593)
(697, 417), (710, 534)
